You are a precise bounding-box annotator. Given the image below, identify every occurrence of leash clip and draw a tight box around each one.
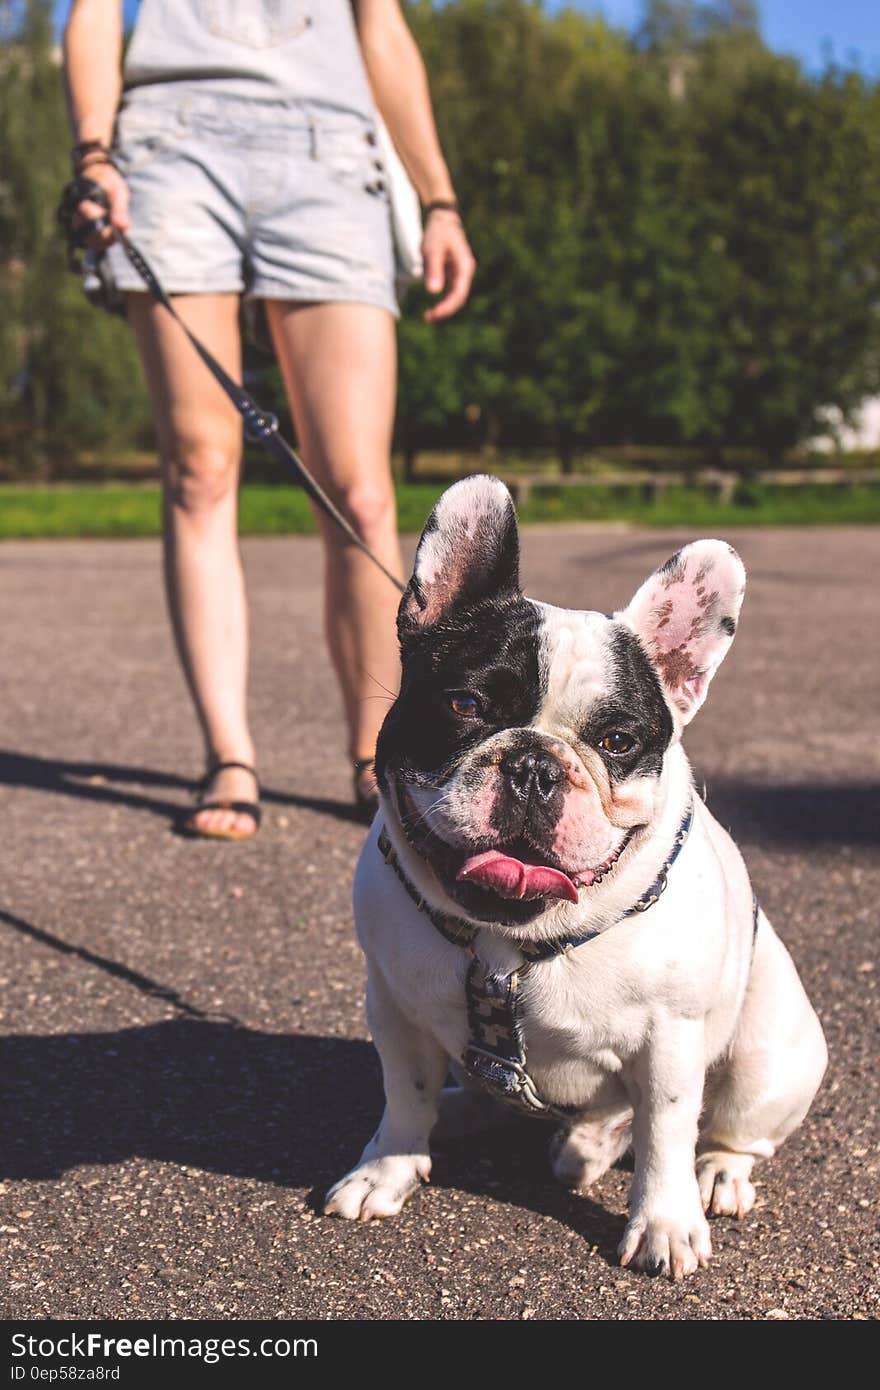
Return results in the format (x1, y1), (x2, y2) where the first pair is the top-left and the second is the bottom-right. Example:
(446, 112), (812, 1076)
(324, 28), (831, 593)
(243, 408), (280, 444)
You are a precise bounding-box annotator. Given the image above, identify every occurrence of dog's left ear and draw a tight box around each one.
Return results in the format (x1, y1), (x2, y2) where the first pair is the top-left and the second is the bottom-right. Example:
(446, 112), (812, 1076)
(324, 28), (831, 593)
(618, 540), (746, 725)
(399, 475), (520, 638)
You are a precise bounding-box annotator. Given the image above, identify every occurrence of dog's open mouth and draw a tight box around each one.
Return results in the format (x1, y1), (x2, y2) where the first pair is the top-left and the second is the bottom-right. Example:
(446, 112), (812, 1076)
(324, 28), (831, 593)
(397, 786), (630, 918)
(456, 838), (628, 903)
(456, 847), (579, 903)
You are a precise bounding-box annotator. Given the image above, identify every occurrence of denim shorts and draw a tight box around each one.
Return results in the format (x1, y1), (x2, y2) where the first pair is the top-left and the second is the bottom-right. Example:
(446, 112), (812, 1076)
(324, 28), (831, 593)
(103, 90), (398, 315)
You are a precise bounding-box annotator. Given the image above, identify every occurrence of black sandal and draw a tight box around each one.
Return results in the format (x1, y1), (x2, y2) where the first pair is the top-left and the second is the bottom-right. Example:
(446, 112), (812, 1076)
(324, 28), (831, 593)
(179, 760), (262, 840)
(353, 757), (379, 823)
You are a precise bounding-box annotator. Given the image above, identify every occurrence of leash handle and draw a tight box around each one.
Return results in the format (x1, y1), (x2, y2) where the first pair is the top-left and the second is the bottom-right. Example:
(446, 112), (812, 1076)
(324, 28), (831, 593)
(57, 175), (113, 272)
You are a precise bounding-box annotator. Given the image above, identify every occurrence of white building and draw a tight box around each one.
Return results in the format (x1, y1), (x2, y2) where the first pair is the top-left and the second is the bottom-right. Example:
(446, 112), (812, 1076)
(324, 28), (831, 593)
(811, 399), (880, 452)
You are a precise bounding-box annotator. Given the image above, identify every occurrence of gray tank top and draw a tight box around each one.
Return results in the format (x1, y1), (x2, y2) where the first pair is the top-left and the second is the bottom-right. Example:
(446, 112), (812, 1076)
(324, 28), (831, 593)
(123, 0), (376, 119)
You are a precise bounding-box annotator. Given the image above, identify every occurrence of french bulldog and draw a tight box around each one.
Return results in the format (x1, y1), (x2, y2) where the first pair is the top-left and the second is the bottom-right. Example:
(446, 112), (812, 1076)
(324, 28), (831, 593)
(325, 476), (827, 1280)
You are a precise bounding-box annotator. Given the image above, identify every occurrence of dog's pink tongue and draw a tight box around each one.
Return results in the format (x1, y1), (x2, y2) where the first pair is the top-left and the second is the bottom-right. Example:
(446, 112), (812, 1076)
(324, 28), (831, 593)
(457, 850), (579, 903)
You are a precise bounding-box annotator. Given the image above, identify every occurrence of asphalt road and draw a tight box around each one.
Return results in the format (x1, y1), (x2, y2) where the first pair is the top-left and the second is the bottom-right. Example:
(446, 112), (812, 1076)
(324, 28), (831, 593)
(1, 525), (877, 1322)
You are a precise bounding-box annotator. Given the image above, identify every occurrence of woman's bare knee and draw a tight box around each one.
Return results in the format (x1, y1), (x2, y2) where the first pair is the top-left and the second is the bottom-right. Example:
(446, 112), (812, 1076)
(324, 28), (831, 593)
(164, 443), (241, 515)
(322, 475), (396, 549)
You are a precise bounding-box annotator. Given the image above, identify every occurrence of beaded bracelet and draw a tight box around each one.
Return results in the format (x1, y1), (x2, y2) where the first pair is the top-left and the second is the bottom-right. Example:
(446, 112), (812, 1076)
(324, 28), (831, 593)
(76, 153), (117, 174)
(71, 139), (111, 174)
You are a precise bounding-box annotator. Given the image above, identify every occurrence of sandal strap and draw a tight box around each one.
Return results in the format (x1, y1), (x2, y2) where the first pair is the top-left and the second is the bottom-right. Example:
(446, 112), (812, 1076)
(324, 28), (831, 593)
(198, 760), (260, 793)
(210, 759), (259, 781)
(195, 798), (262, 824)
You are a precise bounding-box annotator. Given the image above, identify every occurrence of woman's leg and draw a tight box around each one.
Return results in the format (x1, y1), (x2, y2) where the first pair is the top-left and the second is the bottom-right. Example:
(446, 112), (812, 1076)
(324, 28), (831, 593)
(265, 301), (403, 790)
(127, 291), (259, 836)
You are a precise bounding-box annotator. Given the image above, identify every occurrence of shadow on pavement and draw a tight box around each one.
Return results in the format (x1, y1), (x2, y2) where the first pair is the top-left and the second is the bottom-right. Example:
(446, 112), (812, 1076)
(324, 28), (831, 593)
(701, 780), (880, 846)
(2, 1018), (378, 1188)
(0, 906), (230, 1024)
(2, 1017), (624, 1264)
(0, 903), (630, 1266)
(0, 749), (364, 826)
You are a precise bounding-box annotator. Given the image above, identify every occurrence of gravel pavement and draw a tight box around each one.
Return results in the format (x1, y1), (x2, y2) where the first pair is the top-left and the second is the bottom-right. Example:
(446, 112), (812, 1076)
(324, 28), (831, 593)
(1, 525), (877, 1321)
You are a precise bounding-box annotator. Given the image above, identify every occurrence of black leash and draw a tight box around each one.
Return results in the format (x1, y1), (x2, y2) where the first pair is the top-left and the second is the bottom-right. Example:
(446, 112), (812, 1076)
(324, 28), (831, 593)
(57, 175), (406, 595)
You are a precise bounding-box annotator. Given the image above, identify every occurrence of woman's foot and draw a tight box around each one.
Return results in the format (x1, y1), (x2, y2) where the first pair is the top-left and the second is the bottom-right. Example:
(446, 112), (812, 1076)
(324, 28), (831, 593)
(182, 760), (262, 840)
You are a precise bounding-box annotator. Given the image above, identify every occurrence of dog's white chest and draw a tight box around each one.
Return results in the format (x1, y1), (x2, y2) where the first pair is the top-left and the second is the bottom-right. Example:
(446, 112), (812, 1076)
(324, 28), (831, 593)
(356, 866), (649, 1112)
(354, 809), (756, 1117)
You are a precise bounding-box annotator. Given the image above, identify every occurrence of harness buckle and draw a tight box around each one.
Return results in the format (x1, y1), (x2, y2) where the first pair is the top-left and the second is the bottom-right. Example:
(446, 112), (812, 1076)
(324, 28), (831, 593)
(462, 1045), (549, 1114)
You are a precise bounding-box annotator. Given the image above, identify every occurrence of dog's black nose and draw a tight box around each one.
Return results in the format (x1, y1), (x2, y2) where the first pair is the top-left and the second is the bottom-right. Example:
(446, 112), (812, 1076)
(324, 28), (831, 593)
(500, 747), (565, 801)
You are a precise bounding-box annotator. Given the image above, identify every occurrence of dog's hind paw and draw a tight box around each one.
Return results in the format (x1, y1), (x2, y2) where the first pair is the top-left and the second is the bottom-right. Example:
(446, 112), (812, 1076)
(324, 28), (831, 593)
(324, 1153), (431, 1223)
(550, 1114), (632, 1192)
(696, 1150), (756, 1219)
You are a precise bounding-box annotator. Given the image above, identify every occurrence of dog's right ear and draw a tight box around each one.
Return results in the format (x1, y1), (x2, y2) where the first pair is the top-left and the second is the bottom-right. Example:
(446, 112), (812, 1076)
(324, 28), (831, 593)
(399, 475), (520, 639)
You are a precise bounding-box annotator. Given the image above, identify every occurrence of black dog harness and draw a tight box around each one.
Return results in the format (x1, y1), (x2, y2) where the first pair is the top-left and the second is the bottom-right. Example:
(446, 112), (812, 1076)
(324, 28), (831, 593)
(376, 802), (758, 1122)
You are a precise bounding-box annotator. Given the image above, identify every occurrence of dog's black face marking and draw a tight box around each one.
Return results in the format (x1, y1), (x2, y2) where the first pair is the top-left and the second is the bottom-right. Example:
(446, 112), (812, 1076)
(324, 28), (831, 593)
(719, 615), (737, 637)
(585, 625), (674, 782)
(378, 594), (571, 928)
(376, 594), (544, 791)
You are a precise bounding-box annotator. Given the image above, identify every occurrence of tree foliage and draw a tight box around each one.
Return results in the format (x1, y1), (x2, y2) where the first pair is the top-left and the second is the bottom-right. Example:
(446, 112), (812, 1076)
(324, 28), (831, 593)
(1, 0), (878, 474)
(1, 1), (151, 474)
(400, 0), (880, 457)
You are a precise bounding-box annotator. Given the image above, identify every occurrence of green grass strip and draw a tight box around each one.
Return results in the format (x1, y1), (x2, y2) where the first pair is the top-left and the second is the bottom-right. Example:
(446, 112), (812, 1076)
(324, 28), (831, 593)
(1, 481), (879, 540)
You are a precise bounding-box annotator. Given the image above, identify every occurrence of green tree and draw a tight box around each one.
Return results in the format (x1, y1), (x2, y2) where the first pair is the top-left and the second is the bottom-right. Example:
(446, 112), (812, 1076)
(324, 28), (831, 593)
(0, 0), (149, 475)
(1, 0), (878, 475)
(398, 0), (879, 459)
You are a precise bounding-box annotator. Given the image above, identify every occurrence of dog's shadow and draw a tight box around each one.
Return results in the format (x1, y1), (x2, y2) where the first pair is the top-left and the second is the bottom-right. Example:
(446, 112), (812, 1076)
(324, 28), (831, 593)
(3, 1016), (624, 1264)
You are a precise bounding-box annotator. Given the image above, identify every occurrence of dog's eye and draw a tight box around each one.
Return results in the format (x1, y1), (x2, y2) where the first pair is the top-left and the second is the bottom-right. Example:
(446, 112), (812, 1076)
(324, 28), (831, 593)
(448, 692), (481, 718)
(600, 731), (636, 756)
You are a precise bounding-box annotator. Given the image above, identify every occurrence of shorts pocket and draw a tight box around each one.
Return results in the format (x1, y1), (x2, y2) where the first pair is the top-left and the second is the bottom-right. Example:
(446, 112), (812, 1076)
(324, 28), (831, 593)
(113, 127), (182, 175)
(321, 133), (388, 202)
(199, 1), (311, 49)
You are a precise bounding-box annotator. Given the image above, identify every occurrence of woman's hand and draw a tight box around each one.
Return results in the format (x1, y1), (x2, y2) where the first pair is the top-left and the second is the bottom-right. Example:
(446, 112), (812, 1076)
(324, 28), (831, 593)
(422, 210), (476, 323)
(75, 159), (130, 252)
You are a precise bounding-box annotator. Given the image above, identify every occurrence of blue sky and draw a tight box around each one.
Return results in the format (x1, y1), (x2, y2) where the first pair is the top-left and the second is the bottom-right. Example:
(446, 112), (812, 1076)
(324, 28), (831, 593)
(584, 1), (879, 71)
(53, 2), (880, 74)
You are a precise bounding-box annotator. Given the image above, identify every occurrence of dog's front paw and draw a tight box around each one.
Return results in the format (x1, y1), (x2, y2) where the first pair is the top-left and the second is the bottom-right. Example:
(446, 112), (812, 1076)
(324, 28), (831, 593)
(618, 1207), (712, 1280)
(324, 1153), (431, 1223)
